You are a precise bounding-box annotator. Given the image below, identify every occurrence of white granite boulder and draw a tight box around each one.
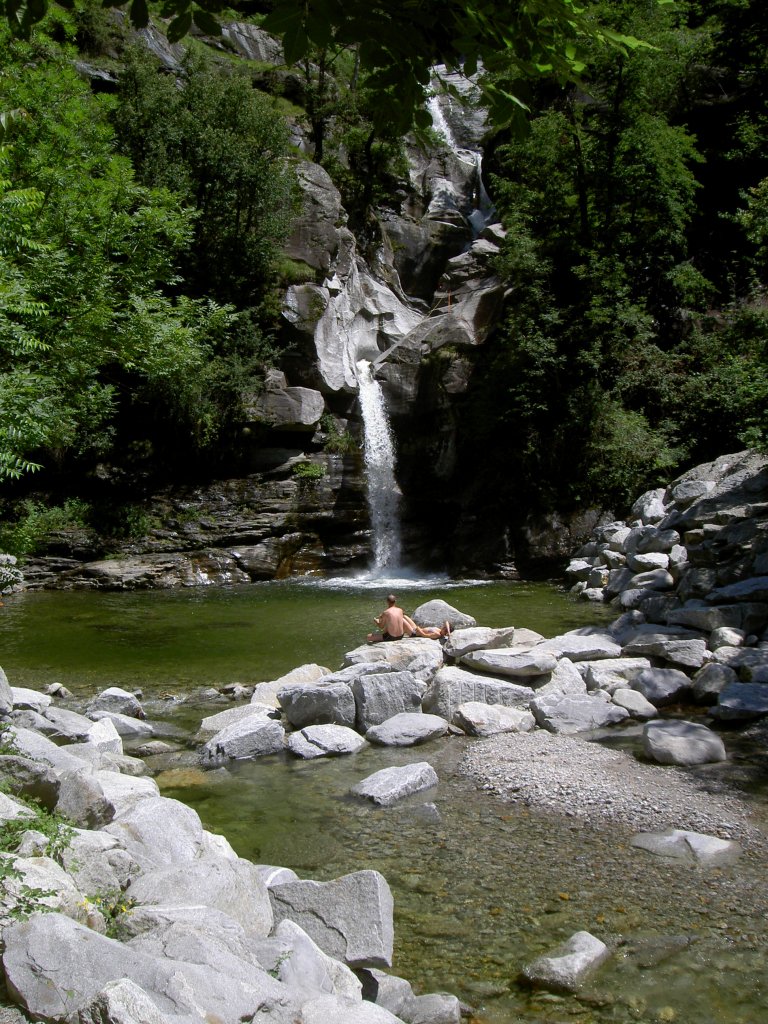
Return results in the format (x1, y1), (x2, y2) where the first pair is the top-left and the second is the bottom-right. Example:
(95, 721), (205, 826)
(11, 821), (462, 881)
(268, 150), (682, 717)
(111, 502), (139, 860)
(631, 667), (692, 707)
(201, 717), (285, 763)
(630, 828), (741, 866)
(533, 632), (622, 662)
(250, 663), (330, 708)
(453, 702), (535, 736)
(422, 666), (535, 720)
(196, 702), (278, 742)
(350, 762), (438, 806)
(411, 600), (475, 630)
(365, 713), (449, 747)
(286, 724), (367, 759)
(583, 658), (652, 694)
(126, 854), (274, 937)
(642, 719), (727, 765)
(530, 693), (629, 734)
(611, 688), (657, 720)
(86, 687), (145, 719)
(459, 648), (557, 678)
(709, 681), (768, 720)
(269, 870), (394, 968)
(278, 681), (356, 729)
(521, 930), (611, 992)
(441, 626), (516, 659)
(352, 671), (425, 731)
(76, 978), (174, 1024)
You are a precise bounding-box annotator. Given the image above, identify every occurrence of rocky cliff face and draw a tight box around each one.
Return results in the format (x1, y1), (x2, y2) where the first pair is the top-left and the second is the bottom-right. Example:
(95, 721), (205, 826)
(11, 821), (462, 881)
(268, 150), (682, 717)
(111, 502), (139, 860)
(27, 37), (517, 588)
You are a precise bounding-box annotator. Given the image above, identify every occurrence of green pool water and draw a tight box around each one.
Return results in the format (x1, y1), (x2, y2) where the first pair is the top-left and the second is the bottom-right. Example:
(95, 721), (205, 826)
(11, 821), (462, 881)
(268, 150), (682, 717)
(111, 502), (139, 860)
(1, 578), (766, 1024)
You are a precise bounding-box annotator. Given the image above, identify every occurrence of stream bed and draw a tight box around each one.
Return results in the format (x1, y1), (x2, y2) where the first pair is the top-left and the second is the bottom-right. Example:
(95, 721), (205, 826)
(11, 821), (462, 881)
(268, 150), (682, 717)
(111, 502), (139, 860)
(1, 578), (766, 1024)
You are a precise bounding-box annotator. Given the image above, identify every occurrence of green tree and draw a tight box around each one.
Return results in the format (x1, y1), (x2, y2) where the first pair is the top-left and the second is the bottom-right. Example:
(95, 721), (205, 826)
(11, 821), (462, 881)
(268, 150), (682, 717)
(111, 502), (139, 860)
(113, 47), (296, 308)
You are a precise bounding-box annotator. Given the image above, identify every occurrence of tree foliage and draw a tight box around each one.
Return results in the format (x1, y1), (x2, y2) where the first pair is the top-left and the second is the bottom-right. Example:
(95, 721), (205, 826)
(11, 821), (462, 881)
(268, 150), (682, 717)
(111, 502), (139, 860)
(0, 0), (658, 134)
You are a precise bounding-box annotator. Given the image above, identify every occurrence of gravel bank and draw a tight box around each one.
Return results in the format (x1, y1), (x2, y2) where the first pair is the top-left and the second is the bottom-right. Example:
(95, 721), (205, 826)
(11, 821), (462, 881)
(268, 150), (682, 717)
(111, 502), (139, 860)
(459, 729), (766, 845)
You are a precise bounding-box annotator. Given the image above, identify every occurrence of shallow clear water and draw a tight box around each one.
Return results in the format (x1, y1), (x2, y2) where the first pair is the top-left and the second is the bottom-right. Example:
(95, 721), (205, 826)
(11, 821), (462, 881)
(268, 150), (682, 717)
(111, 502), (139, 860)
(2, 579), (767, 1024)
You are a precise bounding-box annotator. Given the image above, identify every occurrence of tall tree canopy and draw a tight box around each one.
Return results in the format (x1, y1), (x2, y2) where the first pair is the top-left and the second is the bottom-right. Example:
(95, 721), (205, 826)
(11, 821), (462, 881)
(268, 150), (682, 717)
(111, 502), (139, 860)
(1, 0), (655, 132)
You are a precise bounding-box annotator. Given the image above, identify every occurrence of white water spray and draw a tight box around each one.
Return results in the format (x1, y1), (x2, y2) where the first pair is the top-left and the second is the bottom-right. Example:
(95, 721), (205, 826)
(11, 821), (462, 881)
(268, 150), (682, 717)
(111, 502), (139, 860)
(356, 359), (403, 574)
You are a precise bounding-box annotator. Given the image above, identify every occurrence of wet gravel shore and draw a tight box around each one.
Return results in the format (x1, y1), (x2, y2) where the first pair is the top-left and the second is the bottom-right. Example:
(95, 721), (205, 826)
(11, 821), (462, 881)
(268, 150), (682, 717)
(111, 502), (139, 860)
(458, 728), (767, 846)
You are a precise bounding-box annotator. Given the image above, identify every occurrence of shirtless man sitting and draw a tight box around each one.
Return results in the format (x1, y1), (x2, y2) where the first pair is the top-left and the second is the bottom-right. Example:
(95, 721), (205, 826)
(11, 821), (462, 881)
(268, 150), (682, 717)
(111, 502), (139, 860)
(367, 594), (407, 643)
(367, 595), (451, 643)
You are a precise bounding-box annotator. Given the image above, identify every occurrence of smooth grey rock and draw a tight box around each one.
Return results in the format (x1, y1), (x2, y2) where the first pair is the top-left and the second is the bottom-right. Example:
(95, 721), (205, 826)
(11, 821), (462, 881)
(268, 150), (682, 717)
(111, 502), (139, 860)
(534, 632), (622, 662)
(0, 753), (60, 810)
(286, 724), (367, 759)
(611, 688), (657, 720)
(707, 576), (768, 603)
(533, 658), (586, 698)
(357, 968), (415, 1019)
(453, 702), (535, 736)
(0, 854), (90, 924)
(278, 681), (356, 729)
(636, 528), (681, 554)
(273, 919), (362, 1002)
(251, 663), (330, 708)
(422, 666), (535, 720)
(77, 978), (173, 1024)
(344, 639), (445, 681)
(691, 663), (738, 703)
(626, 634), (707, 669)
(87, 710), (154, 738)
(83, 717), (124, 753)
(298, 994), (403, 1023)
(0, 665), (13, 715)
(569, 557), (598, 581)
(411, 600), (475, 630)
(123, 904), (266, 982)
(247, 377), (325, 432)
(631, 488), (668, 524)
(408, 991), (462, 1024)
(708, 627), (745, 650)
(350, 762), (438, 806)
(61, 829), (140, 894)
(626, 551), (669, 573)
(627, 568), (675, 591)
(365, 713), (448, 747)
(530, 693), (629, 734)
(11, 687), (52, 713)
(605, 567), (635, 597)
(441, 626), (516, 658)
(0, 791), (35, 824)
(522, 930), (611, 992)
(584, 658), (652, 694)
(104, 796), (210, 871)
(201, 717), (285, 763)
(86, 687), (144, 719)
(710, 681), (768, 720)
(127, 854), (273, 937)
(269, 870), (394, 968)
(631, 667), (692, 707)
(10, 727), (96, 774)
(459, 648), (557, 678)
(40, 706), (98, 743)
(669, 601), (768, 635)
(352, 671), (425, 731)
(642, 720), (727, 765)
(257, 865), (301, 888)
(630, 828), (742, 866)
(3, 912), (297, 1024)
(55, 769), (117, 829)
(196, 703), (278, 742)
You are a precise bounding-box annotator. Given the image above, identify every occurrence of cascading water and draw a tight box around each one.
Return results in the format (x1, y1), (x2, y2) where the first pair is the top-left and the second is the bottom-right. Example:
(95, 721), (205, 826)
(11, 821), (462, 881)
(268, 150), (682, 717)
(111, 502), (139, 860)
(356, 359), (403, 574)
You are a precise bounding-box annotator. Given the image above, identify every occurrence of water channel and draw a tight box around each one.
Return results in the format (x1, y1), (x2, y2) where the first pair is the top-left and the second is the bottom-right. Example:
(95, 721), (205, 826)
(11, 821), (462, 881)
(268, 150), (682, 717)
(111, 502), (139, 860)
(1, 578), (767, 1024)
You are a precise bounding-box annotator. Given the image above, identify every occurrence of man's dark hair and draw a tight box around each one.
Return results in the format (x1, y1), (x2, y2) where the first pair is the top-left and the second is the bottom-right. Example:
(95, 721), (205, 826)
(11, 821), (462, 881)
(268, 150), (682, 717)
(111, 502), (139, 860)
(386, 594), (397, 605)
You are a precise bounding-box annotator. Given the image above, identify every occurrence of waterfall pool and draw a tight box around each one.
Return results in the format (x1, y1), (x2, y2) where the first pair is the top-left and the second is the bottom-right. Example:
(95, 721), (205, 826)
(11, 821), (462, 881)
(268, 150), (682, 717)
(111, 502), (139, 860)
(1, 579), (766, 1024)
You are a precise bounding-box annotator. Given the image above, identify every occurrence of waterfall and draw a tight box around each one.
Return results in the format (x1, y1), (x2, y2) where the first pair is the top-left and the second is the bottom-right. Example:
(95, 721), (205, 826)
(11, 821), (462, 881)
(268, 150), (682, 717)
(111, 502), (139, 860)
(356, 359), (402, 573)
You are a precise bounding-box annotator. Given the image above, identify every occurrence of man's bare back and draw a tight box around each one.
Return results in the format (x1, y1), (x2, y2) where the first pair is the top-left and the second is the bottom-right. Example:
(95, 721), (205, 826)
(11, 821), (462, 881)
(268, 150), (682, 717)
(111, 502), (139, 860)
(368, 594), (407, 642)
